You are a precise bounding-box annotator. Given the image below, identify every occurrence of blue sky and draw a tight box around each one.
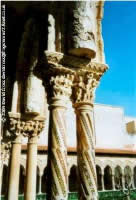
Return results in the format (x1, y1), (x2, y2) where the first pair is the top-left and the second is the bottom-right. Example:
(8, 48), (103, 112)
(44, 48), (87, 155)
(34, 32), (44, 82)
(95, 1), (136, 117)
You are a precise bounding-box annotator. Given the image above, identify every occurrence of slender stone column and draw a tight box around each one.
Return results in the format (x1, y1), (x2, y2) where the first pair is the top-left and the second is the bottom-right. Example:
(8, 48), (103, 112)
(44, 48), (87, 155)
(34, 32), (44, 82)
(132, 173), (135, 189)
(101, 173), (105, 191)
(73, 72), (106, 200)
(24, 119), (45, 200)
(122, 174), (125, 190)
(25, 135), (38, 200)
(7, 114), (24, 200)
(112, 174), (115, 190)
(7, 115), (25, 200)
(38, 175), (42, 194)
(75, 102), (97, 200)
(8, 135), (22, 200)
(45, 74), (73, 200)
(0, 165), (3, 194)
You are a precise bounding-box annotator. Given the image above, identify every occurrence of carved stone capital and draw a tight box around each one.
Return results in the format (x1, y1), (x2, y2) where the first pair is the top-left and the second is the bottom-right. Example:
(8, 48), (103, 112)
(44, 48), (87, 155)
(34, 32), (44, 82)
(49, 74), (74, 99)
(8, 112), (45, 138)
(73, 72), (101, 105)
(37, 51), (108, 104)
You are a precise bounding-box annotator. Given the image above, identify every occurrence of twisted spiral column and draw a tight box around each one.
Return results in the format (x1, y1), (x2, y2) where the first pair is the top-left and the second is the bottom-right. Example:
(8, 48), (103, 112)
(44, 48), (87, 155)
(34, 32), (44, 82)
(73, 72), (103, 200)
(49, 99), (68, 200)
(75, 103), (97, 200)
(40, 51), (108, 200)
(45, 74), (73, 200)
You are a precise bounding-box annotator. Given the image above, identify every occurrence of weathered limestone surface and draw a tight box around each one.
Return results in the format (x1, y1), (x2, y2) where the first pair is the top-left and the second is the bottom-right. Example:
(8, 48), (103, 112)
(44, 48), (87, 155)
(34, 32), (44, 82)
(94, 1), (105, 63)
(43, 73), (73, 200)
(7, 114), (24, 200)
(68, 1), (96, 59)
(8, 135), (22, 200)
(40, 51), (108, 200)
(11, 81), (19, 112)
(17, 18), (45, 115)
(73, 73), (102, 200)
(18, 118), (45, 200)
(3, 1), (108, 200)
(48, 14), (56, 52)
(25, 135), (38, 200)
(7, 113), (45, 200)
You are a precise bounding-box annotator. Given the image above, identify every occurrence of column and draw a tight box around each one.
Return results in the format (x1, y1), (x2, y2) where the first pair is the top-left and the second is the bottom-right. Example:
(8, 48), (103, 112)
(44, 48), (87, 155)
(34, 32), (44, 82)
(112, 173), (115, 190)
(73, 73), (101, 200)
(38, 174), (42, 194)
(24, 120), (44, 200)
(1, 141), (11, 195)
(7, 115), (23, 200)
(101, 173), (105, 191)
(0, 165), (3, 194)
(132, 173), (135, 189)
(8, 135), (22, 200)
(68, 1), (96, 58)
(41, 52), (108, 200)
(122, 174), (125, 190)
(25, 135), (38, 200)
(46, 74), (73, 200)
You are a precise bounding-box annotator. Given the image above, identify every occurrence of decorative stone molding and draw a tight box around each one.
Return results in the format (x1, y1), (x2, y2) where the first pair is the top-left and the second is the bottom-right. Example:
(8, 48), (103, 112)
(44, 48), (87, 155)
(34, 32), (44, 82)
(8, 112), (45, 138)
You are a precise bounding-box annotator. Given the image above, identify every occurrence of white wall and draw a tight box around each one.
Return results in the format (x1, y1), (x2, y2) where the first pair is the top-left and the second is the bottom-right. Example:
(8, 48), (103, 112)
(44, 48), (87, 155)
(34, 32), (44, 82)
(94, 104), (136, 150)
(22, 103), (136, 150)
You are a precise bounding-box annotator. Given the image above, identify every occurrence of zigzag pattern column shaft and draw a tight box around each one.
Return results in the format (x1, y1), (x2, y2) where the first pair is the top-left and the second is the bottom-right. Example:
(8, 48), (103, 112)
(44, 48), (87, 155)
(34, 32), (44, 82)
(76, 110), (97, 200)
(50, 108), (68, 200)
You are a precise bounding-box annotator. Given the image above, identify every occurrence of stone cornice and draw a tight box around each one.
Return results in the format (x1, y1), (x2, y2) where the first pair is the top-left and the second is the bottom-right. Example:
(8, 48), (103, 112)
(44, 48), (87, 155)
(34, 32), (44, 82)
(8, 112), (45, 138)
